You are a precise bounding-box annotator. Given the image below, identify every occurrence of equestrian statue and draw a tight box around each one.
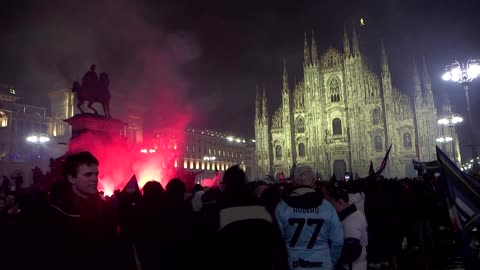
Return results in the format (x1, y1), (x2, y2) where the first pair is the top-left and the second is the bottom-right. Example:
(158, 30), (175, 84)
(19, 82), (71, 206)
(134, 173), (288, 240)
(72, 64), (111, 118)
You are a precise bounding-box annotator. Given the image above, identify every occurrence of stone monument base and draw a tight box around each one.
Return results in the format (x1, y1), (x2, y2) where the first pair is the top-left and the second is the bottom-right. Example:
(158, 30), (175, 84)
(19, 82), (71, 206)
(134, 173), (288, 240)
(64, 114), (127, 151)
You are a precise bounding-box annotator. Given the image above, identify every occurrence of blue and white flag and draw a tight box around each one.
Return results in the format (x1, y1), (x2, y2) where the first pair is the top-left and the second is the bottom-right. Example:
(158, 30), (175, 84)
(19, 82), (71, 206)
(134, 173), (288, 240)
(436, 147), (480, 266)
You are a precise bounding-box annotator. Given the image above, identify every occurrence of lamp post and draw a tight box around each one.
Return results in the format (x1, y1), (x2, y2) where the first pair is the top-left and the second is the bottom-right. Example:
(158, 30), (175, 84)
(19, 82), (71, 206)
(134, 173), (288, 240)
(26, 135), (50, 159)
(437, 114), (463, 165)
(442, 59), (480, 171)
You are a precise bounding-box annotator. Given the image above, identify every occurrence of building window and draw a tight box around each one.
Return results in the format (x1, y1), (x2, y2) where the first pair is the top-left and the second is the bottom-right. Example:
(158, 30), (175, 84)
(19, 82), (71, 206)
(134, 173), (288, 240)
(296, 117), (305, 133)
(190, 160), (194, 169)
(298, 143), (306, 157)
(0, 111), (7, 127)
(332, 118), (342, 135)
(372, 108), (381, 125)
(275, 145), (282, 160)
(330, 77), (341, 102)
(403, 133), (412, 148)
(374, 136), (383, 152)
(184, 159), (188, 169)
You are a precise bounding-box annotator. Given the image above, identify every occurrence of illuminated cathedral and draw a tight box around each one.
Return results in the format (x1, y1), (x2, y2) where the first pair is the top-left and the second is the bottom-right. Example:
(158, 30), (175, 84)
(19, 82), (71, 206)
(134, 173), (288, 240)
(254, 26), (460, 178)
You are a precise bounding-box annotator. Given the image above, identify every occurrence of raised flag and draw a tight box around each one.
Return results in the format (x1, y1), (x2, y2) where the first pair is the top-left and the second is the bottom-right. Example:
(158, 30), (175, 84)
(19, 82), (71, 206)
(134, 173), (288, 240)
(122, 174), (140, 194)
(436, 146), (480, 266)
(375, 144), (392, 176)
(369, 160), (375, 175)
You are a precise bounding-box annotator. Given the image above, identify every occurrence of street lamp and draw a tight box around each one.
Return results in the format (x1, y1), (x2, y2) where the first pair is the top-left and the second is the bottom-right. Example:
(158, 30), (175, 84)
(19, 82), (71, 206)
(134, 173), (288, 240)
(437, 114), (463, 164)
(26, 135), (50, 144)
(443, 59), (480, 171)
(437, 115), (463, 126)
(436, 137), (453, 143)
(26, 135), (50, 160)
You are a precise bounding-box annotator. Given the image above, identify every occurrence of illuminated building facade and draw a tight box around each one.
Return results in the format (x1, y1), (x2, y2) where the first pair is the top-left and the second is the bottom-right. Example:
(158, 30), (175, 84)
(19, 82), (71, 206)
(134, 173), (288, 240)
(0, 85), (66, 183)
(151, 128), (257, 181)
(255, 27), (460, 179)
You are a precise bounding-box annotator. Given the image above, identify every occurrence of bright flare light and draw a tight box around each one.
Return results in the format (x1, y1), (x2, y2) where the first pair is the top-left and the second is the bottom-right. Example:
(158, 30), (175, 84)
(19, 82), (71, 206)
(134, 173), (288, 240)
(436, 137), (453, 143)
(26, 135), (50, 143)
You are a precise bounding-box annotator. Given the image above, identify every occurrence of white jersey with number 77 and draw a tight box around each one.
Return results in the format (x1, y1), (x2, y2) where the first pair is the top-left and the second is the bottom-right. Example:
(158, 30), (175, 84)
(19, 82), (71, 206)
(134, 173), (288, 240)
(275, 187), (344, 270)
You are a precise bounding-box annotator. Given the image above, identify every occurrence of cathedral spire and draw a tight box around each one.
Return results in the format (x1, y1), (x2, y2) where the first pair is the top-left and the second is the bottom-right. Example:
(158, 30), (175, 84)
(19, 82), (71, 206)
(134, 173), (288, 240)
(422, 56), (435, 105)
(283, 59), (289, 91)
(343, 24), (351, 58)
(304, 32), (311, 67)
(380, 40), (390, 75)
(352, 24), (360, 57)
(422, 56), (432, 92)
(311, 30), (318, 66)
(413, 58), (422, 100)
(262, 85), (268, 119)
(255, 84), (261, 120)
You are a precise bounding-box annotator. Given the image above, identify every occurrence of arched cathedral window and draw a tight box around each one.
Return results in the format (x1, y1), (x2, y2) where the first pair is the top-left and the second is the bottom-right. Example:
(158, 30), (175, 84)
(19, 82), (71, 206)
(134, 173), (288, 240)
(403, 133), (412, 149)
(275, 145), (282, 160)
(298, 143), (306, 157)
(332, 118), (342, 135)
(330, 77), (341, 102)
(372, 108), (382, 125)
(374, 135), (383, 152)
(296, 117), (305, 133)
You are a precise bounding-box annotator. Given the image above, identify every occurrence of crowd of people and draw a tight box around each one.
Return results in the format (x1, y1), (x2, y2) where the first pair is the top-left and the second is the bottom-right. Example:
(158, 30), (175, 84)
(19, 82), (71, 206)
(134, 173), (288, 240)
(0, 151), (463, 270)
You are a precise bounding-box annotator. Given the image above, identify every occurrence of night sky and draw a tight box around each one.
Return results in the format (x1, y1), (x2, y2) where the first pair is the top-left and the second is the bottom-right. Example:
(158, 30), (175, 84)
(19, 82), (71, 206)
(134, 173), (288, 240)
(1, 0), (480, 159)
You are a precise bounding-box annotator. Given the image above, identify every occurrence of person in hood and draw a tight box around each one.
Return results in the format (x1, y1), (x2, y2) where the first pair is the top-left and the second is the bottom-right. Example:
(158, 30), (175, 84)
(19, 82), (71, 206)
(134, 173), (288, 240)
(347, 180), (365, 216)
(328, 186), (368, 270)
(214, 165), (288, 270)
(275, 166), (344, 270)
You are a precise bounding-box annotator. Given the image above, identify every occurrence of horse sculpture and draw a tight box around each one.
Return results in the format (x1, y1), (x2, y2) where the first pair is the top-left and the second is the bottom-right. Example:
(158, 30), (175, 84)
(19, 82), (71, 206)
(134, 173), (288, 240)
(72, 66), (111, 118)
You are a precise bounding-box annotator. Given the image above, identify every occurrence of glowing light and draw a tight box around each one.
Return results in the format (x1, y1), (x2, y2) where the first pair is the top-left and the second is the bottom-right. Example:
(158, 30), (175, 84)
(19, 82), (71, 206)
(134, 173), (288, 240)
(360, 18), (365, 26)
(453, 116), (463, 124)
(468, 63), (480, 79)
(227, 136), (234, 142)
(203, 156), (216, 161)
(451, 67), (462, 82)
(26, 135), (50, 143)
(436, 137), (453, 143)
(438, 118), (449, 125)
(251, 139), (256, 142)
(235, 138), (241, 143)
(442, 72), (451, 81)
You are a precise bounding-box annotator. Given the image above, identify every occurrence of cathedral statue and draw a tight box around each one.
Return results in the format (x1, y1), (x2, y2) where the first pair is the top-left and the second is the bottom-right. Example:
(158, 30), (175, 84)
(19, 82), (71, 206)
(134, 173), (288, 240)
(71, 64), (111, 118)
(254, 26), (461, 179)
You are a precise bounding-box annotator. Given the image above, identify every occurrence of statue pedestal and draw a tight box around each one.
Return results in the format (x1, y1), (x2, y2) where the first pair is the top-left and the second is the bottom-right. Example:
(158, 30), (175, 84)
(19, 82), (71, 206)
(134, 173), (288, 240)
(64, 114), (127, 151)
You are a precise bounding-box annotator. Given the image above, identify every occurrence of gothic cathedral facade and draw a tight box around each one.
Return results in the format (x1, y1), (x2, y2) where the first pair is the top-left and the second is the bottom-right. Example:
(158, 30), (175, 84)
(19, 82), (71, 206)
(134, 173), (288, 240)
(254, 27), (460, 179)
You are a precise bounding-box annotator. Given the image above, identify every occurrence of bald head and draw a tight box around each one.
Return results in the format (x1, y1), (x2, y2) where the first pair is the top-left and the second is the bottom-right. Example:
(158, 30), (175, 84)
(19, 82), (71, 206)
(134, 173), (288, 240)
(294, 166), (315, 187)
